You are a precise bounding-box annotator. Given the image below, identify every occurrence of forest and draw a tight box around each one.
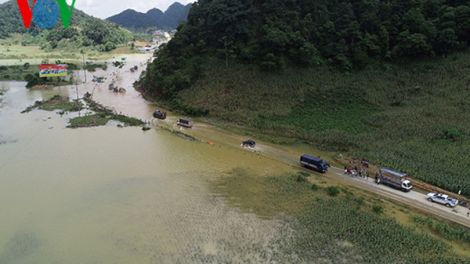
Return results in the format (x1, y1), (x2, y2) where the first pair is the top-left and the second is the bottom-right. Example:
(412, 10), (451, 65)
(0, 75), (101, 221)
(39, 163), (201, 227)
(143, 0), (470, 98)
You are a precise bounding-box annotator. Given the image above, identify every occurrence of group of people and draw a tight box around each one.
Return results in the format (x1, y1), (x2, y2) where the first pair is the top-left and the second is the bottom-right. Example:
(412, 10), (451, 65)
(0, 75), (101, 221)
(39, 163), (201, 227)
(349, 157), (370, 168)
(344, 165), (382, 184)
(344, 165), (369, 178)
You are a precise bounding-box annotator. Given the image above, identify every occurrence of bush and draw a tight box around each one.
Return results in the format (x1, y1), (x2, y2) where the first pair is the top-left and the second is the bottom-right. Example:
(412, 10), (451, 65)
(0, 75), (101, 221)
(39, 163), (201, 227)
(326, 186), (340, 197)
(105, 41), (116, 51)
(295, 174), (306, 183)
(445, 128), (461, 140)
(311, 184), (320, 191)
(373, 205), (384, 214)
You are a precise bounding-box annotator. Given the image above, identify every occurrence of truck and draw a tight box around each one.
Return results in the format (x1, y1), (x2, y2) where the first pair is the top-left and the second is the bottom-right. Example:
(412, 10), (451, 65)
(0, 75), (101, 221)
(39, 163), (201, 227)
(378, 167), (412, 192)
(300, 155), (328, 173)
(176, 117), (193, 128)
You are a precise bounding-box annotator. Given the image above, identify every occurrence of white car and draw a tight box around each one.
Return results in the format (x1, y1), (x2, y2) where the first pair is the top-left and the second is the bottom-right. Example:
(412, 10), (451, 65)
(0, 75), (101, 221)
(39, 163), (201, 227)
(426, 192), (458, 207)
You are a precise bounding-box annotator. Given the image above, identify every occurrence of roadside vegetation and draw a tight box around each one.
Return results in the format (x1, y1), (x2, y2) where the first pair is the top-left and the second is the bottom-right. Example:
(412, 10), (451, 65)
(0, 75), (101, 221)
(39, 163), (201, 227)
(410, 214), (470, 244)
(177, 52), (470, 196)
(210, 169), (470, 263)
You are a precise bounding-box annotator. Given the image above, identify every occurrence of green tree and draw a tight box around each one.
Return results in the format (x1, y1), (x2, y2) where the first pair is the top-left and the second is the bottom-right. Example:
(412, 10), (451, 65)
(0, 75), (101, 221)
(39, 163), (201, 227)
(105, 41), (116, 51)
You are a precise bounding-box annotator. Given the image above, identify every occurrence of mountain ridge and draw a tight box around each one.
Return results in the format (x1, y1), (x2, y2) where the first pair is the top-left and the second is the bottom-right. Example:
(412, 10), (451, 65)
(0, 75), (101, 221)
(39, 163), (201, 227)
(105, 2), (192, 31)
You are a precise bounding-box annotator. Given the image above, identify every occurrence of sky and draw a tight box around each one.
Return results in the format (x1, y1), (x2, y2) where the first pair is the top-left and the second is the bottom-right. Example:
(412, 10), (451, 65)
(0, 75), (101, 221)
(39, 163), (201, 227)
(0, 0), (195, 19)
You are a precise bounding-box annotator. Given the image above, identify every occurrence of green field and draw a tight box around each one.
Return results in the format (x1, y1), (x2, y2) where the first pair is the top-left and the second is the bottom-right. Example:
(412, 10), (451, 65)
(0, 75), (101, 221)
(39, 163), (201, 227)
(179, 52), (470, 195)
(210, 169), (470, 263)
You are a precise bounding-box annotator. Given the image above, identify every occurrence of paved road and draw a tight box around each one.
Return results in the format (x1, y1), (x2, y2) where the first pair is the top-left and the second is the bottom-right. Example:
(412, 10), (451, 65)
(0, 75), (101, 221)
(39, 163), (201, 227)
(241, 142), (470, 228)
(326, 166), (470, 228)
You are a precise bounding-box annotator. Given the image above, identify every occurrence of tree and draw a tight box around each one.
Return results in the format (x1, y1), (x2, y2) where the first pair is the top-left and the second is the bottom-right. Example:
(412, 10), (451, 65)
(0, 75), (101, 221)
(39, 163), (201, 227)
(105, 41), (116, 51)
(83, 20), (110, 45)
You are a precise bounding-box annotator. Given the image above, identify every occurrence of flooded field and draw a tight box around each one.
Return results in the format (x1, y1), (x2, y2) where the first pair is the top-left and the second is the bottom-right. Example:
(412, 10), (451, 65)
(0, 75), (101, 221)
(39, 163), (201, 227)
(0, 55), (308, 263)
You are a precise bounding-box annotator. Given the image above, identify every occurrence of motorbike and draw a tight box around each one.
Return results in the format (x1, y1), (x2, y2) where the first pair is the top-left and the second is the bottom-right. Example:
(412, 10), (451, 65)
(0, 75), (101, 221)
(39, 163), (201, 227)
(458, 199), (468, 207)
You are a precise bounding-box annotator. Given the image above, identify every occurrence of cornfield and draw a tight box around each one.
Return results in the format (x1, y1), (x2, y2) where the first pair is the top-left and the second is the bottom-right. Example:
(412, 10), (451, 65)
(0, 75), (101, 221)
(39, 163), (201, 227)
(209, 169), (469, 263)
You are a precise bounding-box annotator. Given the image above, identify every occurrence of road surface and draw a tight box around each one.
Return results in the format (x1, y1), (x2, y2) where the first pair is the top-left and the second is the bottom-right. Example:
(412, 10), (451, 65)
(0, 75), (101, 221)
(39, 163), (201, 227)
(326, 166), (470, 228)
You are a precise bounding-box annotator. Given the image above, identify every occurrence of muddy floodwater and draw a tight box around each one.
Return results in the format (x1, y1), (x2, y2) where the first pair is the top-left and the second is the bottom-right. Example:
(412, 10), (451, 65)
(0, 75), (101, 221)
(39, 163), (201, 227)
(0, 55), (321, 263)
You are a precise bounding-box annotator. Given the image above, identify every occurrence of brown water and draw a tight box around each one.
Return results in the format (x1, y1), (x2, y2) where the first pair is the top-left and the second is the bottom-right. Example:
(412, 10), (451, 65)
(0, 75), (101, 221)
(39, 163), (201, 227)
(0, 55), (320, 263)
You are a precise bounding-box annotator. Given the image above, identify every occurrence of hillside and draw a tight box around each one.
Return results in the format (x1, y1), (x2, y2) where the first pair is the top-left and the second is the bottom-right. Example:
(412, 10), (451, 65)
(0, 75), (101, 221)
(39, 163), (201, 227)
(106, 2), (192, 31)
(176, 4), (192, 25)
(0, 0), (133, 51)
(106, 9), (160, 31)
(141, 0), (470, 195)
(158, 2), (186, 29)
(146, 8), (164, 23)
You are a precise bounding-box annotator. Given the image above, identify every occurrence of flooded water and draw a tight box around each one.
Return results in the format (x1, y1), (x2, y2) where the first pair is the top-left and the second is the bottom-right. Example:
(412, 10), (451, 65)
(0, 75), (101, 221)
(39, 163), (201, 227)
(0, 55), (318, 263)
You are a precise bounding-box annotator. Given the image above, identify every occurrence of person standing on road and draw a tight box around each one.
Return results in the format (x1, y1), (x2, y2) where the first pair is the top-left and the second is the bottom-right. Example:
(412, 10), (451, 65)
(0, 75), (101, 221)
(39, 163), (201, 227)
(467, 208), (469, 217)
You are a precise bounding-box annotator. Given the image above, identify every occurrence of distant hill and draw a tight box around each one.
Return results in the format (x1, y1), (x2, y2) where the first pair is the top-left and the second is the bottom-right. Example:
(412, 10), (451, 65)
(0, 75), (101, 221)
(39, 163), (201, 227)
(107, 9), (160, 31)
(106, 2), (193, 31)
(146, 8), (164, 24)
(158, 2), (185, 29)
(176, 4), (192, 24)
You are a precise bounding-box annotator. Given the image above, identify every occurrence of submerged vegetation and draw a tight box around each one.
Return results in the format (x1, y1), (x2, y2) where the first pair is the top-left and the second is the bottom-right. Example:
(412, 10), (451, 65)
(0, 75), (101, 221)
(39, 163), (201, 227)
(210, 168), (469, 263)
(21, 95), (81, 113)
(67, 95), (146, 128)
(21, 94), (145, 128)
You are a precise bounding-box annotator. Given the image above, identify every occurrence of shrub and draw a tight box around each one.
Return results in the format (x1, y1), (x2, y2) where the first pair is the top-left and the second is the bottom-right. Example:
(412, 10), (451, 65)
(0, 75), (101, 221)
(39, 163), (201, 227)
(373, 205), (384, 214)
(445, 128), (461, 140)
(295, 174), (306, 183)
(326, 186), (340, 197)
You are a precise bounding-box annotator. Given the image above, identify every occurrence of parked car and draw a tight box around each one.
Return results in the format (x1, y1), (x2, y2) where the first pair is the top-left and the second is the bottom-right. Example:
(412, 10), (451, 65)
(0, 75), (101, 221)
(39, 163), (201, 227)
(242, 140), (256, 148)
(426, 192), (458, 207)
(459, 199), (468, 207)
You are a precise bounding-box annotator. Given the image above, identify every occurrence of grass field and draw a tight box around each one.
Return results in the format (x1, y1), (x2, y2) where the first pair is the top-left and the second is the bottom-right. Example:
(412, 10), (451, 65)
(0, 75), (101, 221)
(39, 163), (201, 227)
(209, 169), (470, 263)
(179, 52), (470, 195)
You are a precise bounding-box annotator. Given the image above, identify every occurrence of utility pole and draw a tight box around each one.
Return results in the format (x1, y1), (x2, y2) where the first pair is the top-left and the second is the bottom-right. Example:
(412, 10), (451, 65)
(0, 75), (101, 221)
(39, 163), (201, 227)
(75, 71), (81, 117)
(81, 50), (86, 83)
